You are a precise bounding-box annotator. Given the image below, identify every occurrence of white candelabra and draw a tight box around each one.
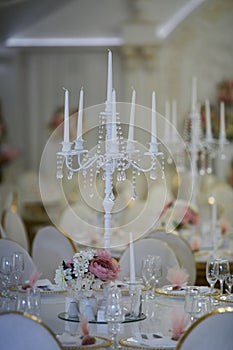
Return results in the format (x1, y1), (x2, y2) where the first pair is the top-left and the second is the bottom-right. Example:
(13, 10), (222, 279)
(56, 50), (164, 250)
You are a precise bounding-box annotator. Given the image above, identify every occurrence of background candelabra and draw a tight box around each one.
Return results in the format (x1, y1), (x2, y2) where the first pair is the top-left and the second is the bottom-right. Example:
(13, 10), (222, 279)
(56, 51), (164, 250)
(164, 77), (228, 206)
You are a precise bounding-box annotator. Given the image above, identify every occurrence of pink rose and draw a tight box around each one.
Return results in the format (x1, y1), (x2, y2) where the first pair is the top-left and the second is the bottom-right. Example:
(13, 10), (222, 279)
(88, 250), (120, 281)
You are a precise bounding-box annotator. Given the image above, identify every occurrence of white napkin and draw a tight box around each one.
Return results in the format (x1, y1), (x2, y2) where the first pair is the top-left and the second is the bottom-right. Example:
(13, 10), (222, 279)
(56, 332), (80, 346)
(134, 333), (177, 348)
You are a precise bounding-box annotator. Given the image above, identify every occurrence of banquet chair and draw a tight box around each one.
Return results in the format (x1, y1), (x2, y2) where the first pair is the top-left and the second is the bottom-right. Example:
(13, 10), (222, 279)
(1, 192), (29, 252)
(0, 311), (62, 350)
(32, 225), (77, 282)
(146, 229), (196, 285)
(118, 238), (180, 287)
(176, 307), (233, 350)
(0, 238), (36, 282)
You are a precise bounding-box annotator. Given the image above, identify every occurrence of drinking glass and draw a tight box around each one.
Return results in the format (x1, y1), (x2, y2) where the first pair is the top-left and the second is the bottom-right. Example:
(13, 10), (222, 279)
(105, 286), (124, 348)
(151, 256), (162, 288)
(141, 256), (154, 300)
(206, 258), (218, 296)
(217, 259), (230, 294)
(0, 256), (13, 296)
(225, 274), (233, 294)
(184, 287), (200, 323)
(12, 252), (24, 291)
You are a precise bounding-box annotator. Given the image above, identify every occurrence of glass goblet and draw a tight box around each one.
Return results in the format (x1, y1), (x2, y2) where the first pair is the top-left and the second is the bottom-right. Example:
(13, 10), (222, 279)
(141, 257), (153, 300)
(12, 252), (24, 291)
(206, 258), (218, 297)
(105, 286), (124, 349)
(225, 274), (233, 294)
(0, 256), (13, 297)
(217, 259), (230, 294)
(184, 287), (200, 323)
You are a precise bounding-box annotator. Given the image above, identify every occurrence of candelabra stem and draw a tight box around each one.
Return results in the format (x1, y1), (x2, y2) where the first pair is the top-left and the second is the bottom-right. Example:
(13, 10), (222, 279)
(103, 161), (115, 250)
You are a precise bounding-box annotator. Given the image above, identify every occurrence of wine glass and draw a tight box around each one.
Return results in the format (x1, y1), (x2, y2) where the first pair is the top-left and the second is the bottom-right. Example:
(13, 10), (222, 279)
(141, 256), (154, 300)
(206, 258), (218, 298)
(225, 274), (233, 294)
(12, 252), (24, 291)
(151, 256), (162, 289)
(184, 287), (200, 323)
(217, 259), (230, 294)
(105, 286), (124, 349)
(0, 256), (13, 297)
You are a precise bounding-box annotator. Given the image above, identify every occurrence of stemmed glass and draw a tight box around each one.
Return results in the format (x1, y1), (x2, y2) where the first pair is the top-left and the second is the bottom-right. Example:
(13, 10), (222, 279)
(206, 257), (218, 298)
(12, 252), (24, 291)
(184, 287), (200, 323)
(141, 256), (154, 300)
(105, 286), (124, 349)
(0, 256), (13, 297)
(217, 259), (230, 294)
(225, 274), (233, 294)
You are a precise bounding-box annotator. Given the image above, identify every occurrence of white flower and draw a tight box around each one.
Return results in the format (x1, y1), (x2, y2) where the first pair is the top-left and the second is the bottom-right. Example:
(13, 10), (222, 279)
(73, 250), (95, 278)
(54, 266), (68, 289)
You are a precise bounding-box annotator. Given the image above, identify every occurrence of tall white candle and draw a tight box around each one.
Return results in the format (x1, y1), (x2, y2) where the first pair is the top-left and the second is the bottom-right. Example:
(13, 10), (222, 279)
(205, 99), (213, 142)
(77, 87), (84, 140)
(219, 101), (226, 142)
(128, 89), (136, 142)
(210, 196), (217, 250)
(112, 89), (117, 140)
(129, 232), (136, 284)
(63, 88), (70, 143)
(164, 99), (170, 141)
(151, 91), (157, 144)
(191, 76), (197, 112)
(171, 99), (177, 142)
(107, 50), (112, 105)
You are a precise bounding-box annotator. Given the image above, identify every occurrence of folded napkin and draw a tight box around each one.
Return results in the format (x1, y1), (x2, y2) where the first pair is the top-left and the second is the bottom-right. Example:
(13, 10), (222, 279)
(166, 265), (189, 289)
(56, 332), (80, 346)
(134, 333), (177, 348)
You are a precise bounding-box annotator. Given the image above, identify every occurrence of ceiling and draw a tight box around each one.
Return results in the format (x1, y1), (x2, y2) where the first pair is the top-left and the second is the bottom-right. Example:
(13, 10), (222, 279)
(0, 0), (207, 47)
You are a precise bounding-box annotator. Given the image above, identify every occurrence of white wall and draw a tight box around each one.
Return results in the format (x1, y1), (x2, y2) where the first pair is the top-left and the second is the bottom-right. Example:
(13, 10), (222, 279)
(0, 0), (232, 179)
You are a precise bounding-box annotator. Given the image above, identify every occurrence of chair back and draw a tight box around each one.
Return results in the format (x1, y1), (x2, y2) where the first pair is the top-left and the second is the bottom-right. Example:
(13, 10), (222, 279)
(1, 197), (29, 252)
(0, 311), (62, 350)
(32, 225), (77, 282)
(147, 229), (196, 285)
(0, 238), (36, 282)
(176, 307), (233, 350)
(118, 238), (180, 286)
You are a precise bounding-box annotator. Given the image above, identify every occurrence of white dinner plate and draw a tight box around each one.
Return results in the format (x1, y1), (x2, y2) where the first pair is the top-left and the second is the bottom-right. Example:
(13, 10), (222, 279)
(56, 334), (112, 349)
(155, 285), (220, 297)
(119, 334), (177, 349)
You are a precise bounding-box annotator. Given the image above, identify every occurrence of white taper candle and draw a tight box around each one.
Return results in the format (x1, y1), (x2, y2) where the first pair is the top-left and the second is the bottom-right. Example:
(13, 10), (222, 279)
(107, 50), (112, 105)
(151, 91), (157, 144)
(171, 99), (177, 142)
(77, 87), (84, 140)
(128, 89), (136, 142)
(191, 76), (197, 112)
(129, 232), (136, 284)
(63, 88), (69, 143)
(205, 99), (213, 142)
(112, 89), (117, 140)
(164, 100), (170, 141)
(219, 101), (226, 142)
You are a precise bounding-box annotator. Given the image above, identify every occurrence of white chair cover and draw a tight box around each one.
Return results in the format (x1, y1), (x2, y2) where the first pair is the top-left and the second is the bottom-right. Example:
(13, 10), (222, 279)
(118, 238), (180, 286)
(32, 226), (77, 282)
(2, 208), (29, 252)
(0, 238), (36, 282)
(0, 311), (62, 350)
(177, 307), (233, 350)
(146, 229), (196, 285)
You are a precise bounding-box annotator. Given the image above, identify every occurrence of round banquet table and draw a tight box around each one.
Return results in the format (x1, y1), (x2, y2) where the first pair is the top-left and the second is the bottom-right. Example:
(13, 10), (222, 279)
(40, 289), (186, 350)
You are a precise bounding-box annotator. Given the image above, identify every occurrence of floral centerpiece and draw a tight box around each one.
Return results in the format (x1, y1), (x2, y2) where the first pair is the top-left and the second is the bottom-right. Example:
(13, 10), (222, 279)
(54, 249), (120, 298)
(159, 199), (199, 230)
